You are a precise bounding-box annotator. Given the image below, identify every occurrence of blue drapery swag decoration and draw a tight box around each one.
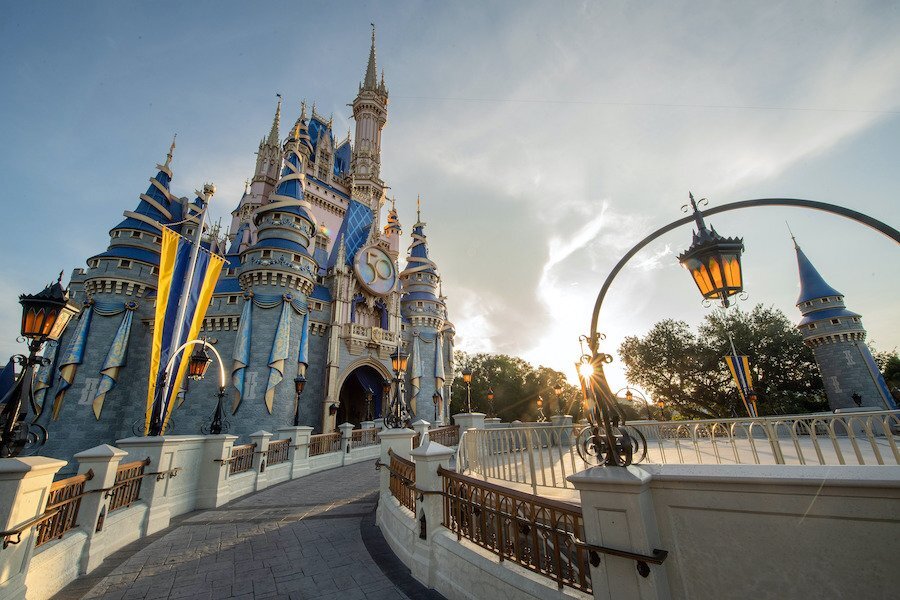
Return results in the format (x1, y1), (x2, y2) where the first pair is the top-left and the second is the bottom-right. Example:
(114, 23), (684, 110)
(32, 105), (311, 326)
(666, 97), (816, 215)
(297, 311), (310, 377)
(231, 297), (253, 414)
(92, 302), (137, 419)
(52, 304), (94, 420)
(33, 340), (61, 415)
(410, 334), (423, 415)
(264, 296), (293, 414)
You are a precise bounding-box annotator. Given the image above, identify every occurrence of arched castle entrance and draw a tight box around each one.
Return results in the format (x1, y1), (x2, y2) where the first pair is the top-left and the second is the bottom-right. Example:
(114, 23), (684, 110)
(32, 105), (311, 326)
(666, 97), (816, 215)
(337, 363), (388, 427)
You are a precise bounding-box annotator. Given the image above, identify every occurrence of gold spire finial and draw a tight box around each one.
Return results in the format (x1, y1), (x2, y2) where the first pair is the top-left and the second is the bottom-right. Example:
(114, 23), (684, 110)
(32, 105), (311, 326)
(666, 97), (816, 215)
(416, 194), (421, 223)
(300, 100), (307, 120)
(391, 196), (396, 212)
(164, 133), (177, 168)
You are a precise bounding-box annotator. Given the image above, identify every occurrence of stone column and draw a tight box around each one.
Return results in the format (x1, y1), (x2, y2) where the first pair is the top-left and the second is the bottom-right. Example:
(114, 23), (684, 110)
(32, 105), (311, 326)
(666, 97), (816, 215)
(453, 412), (485, 434)
(484, 417), (502, 427)
(72, 444), (127, 573)
(411, 419), (430, 447)
(0, 457), (68, 599)
(373, 418), (384, 430)
(248, 431), (272, 491)
(569, 466), (671, 600)
(338, 422), (355, 461)
(196, 435), (238, 509)
(361, 420), (375, 429)
(410, 441), (454, 587)
(276, 426), (313, 479)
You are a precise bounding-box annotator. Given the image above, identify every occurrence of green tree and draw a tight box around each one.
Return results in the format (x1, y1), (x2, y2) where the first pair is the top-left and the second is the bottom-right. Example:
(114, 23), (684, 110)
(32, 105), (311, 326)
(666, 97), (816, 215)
(450, 352), (580, 422)
(872, 349), (900, 403)
(619, 304), (827, 419)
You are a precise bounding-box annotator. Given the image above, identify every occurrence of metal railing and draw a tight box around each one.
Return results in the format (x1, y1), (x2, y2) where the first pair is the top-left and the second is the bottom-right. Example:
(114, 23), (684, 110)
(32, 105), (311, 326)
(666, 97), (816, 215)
(388, 449), (416, 513)
(458, 425), (586, 494)
(108, 458), (150, 511)
(34, 471), (93, 547)
(228, 444), (256, 475)
(267, 439), (291, 465)
(459, 410), (900, 491)
(350, 428), (378, 449)
(309, 432), (341, 457)
(429, 425), (460, 447)
(439, 466), (591, 594)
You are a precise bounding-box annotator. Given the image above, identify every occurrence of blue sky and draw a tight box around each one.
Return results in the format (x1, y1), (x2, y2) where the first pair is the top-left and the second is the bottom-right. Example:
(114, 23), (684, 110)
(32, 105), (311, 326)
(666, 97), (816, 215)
(1, 1), (898, 392)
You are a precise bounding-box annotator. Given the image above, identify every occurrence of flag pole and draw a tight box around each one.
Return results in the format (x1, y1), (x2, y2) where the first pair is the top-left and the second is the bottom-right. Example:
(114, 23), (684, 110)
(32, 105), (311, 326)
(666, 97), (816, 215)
(155, 185), (214, 433)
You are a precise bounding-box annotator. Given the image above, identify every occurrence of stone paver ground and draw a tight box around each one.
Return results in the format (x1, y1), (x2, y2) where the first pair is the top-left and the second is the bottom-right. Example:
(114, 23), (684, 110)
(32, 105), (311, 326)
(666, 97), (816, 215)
(53, 460), (443, 600)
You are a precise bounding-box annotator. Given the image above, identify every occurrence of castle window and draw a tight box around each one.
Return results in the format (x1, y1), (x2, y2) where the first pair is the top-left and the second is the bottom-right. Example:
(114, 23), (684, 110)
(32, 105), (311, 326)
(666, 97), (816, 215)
(227, 295), (238, 304)
(293, 254), (301, 262)
(131, 231), (141, 238)
(119, 259), (132, 269)
(226, 268), (236, 276)
(853, 317), (860, 322)
(185, 228), (194, 236)
(154, 236), (161, 243)
(821, 298), (830, 303)
(831, 319), (840, 325)
(113, 231), (121, 238)
(150, 267), (158, 275)
(417, 301), (424, 308)
(809, 323), (817, 330)
(262, 250), (272, 259)
(805, 301), (812, 307)
(273, 213), (281, 220)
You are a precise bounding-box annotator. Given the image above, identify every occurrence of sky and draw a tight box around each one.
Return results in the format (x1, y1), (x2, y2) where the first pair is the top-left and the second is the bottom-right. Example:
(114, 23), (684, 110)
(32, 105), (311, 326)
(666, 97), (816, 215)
(1, 1), (898, 398)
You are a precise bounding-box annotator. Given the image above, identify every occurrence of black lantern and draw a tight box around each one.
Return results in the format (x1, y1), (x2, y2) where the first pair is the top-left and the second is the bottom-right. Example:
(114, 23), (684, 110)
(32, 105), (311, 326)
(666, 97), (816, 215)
(18, 273), (78, 343)
(461, 367), (473, 384)
(487, 388), (494, 402)
(187, 342), (212, 381)
(677, 194), (744, 307)
(294, 374), (307, 395)
(391, 348), (409, 374)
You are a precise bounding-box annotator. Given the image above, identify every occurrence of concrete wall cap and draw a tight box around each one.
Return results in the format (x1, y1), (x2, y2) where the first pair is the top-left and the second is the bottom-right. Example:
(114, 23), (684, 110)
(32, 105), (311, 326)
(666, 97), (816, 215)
(73, 444), (127, 460)
(0, 456), (68, 476)
(453, 412), (486, 417)
(410, 440), (453, 459)
(411, 418), (430, 426)
(642, 463), (900, 488)
(115, 435), (207, 446)
(202, 434), (239, 441)
(338, 422), (355, 429)
(276, 426), (314, 433)
(248, 430), (273, 437)
(568, 465), (653, 489)
(377, 428), (416, 439)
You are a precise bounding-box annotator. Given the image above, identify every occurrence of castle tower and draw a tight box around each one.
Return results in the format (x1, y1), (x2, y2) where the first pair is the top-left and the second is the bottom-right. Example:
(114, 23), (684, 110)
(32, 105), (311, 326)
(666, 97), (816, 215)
(350, 26), (388, 217)
(384, 197), (402, 260)
(229, 98), (283, 241)
(793, 241), (895, 411)
(399, 198), (449, 421)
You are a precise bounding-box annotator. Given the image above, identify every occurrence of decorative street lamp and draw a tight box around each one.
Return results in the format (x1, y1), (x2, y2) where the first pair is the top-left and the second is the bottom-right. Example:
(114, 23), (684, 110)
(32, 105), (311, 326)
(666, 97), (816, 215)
(486, 387), (495, 417)
(553, 382), (564, 415)
(386, 347), (409, 428)
(364, 387), (374, 422)
(677, 194), (745, 308)
(432, 390), (441, 422)
(616, 386), (652, 420)
(461, 367), (473, 413)
(293, 374), (307, 427)
(1, 274), (79, 457)
(656, 399), (667, 421)
(536, 396), (547, 423)
(188, 341), (213, 381)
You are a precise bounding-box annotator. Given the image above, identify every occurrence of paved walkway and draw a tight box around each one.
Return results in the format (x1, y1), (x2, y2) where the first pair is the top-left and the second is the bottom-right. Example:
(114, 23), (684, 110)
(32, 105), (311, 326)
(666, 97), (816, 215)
(54, 460), (443, 600)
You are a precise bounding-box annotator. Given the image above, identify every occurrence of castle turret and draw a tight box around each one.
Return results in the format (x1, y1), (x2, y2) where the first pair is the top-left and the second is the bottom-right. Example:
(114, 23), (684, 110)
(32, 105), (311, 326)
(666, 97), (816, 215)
(793, 241), (895, 410)
(240, 114), (319, 297)
(384, 197), (402, 260)
(351, 26), (388, 218)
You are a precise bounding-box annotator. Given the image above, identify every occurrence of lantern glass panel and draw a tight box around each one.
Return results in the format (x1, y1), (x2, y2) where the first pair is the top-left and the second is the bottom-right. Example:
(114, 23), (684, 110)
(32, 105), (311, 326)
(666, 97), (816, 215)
(722, 253), (742, 288)
(708, 257), (724, 291)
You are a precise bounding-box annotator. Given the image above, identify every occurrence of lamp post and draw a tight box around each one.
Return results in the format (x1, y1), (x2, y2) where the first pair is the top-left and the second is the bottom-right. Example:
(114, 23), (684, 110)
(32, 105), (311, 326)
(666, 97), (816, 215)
(553, 382), (564, 416)
(364, 387), (374, 422)
(161, 337), (229, 435)
(461, 367), (473, 413)
(616, 386), (652, 420)
(386, 347), (409, 428)
(293, 374), (306, 426)
(656, 399), (667, 421)
(381, 378), (391, 420)
(536, 396), (547, 423)
(0, 274), (79, 458)
(432, 390), (441, 422)
(486, 387), (495, 417)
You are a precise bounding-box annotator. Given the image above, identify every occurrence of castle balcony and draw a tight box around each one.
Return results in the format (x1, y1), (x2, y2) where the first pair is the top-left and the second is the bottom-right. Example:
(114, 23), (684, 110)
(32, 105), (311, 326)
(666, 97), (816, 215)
(341, 323), (397, 357)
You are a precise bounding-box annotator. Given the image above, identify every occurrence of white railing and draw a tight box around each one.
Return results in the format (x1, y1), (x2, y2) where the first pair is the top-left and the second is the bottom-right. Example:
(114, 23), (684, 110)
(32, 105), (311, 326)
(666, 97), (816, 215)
(458, 410), (900, 492)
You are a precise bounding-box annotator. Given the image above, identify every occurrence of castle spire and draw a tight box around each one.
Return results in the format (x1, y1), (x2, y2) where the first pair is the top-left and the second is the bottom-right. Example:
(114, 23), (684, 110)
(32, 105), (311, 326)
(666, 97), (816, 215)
(794, 240), (843, 305)
(363, 23), (378, 90)
(163, 134), (176, 169)
(267, 95), (282, 146)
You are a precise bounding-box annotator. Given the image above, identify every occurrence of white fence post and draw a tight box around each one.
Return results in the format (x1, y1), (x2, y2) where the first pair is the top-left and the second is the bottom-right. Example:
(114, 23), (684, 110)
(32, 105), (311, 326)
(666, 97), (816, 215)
(248, 431), (272, 491)
(0, 457), (67, 599)
(276, 426), (313, 479)
(196, 434), (238, 509)
(411, 441), (454, 587)
(338, 422), (355, 464)
(72, 444), (127, 573)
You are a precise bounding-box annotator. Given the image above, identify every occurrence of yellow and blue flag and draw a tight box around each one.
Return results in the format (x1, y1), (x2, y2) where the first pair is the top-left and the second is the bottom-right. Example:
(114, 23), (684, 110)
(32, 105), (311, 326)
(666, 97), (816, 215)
(145, 227), (224, 434)
(724, 353), (757, 417)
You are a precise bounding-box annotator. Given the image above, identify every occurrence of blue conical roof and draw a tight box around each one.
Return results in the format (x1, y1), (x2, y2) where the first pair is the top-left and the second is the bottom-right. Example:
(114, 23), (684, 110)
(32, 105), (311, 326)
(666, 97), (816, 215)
(795, 246), (843, 305)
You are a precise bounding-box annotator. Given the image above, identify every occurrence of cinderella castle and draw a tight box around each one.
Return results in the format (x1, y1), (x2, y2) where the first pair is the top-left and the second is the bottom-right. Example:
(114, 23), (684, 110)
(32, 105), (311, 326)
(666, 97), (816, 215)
(33, 29), (456, 461)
